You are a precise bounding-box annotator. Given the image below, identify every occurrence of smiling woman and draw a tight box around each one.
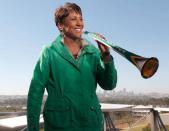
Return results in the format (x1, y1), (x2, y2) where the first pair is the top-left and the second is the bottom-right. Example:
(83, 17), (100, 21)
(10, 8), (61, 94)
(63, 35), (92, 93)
(55, 3), (84, 58)
(27, 2), (117, 131)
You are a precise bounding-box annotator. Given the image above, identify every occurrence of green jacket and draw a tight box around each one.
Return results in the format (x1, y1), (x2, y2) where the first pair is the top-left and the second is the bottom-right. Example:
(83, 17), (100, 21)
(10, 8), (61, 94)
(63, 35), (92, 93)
(27, 35), (117, 131)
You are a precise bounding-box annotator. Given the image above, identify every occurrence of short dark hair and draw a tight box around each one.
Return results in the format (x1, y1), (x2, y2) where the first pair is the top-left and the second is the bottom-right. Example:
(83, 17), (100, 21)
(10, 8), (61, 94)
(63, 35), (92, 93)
(54, 2), (82, 26)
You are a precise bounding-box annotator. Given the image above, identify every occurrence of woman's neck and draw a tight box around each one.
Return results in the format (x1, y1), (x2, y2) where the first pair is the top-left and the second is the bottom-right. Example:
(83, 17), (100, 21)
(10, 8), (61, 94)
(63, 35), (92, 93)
(63, 36), (82, 48)
(63, 36), (82, 58)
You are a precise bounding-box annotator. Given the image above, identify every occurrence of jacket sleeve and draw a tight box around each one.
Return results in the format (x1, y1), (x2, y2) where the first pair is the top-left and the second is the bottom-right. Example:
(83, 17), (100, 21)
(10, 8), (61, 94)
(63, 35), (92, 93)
(96, 52), (117, 90)
(27, 47), (50, 131)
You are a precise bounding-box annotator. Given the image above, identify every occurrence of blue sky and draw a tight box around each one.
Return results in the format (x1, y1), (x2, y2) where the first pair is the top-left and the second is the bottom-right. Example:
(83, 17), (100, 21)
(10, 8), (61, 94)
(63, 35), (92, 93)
(0, 0), (169, 95)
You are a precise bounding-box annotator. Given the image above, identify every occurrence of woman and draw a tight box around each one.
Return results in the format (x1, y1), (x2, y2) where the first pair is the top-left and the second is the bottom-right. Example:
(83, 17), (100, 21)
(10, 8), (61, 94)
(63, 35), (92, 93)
(27, 2), (117, 131)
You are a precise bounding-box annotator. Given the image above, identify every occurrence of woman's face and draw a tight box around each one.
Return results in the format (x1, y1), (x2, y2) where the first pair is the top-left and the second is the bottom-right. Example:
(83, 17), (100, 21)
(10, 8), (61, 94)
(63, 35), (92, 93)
(61, 11), (84, 40)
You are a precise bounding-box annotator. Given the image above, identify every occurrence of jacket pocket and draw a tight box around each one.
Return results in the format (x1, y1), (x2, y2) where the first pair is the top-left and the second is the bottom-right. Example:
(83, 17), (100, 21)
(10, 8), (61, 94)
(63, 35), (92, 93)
(89, 104), (103, 126)
(43, 98), (72, 128)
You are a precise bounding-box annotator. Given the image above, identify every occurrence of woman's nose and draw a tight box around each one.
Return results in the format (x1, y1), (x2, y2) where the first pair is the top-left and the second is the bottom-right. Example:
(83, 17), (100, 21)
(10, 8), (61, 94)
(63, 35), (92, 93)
(76, 19), (83, 26)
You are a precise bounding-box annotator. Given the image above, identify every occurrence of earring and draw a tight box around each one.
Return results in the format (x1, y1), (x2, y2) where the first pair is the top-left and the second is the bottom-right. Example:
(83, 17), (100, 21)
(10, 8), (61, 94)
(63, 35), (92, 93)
(58, 27), (62, 32)
(60, 29), (64, 36)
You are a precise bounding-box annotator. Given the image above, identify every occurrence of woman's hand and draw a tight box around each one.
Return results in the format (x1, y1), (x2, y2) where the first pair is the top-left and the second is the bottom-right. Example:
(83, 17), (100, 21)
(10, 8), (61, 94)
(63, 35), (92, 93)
(94, 33), (110, 54)
(94, 33), (111, 63)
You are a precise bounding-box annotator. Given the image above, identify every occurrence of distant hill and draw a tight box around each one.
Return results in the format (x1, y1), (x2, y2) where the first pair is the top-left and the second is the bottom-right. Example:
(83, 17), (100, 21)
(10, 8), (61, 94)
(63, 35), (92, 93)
(97, 90), (169, 106)
(0, 91), (169, 109)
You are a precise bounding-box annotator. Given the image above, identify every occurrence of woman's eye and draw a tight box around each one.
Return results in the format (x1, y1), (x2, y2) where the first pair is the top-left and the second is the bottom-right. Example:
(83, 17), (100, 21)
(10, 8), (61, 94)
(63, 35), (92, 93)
(70, 17), (83, 21)
(71, 18), (76, 20)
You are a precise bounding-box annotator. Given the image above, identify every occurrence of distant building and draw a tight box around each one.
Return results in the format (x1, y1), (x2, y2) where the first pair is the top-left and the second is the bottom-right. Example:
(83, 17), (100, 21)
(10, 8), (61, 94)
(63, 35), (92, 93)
(21, 106), (26, 110)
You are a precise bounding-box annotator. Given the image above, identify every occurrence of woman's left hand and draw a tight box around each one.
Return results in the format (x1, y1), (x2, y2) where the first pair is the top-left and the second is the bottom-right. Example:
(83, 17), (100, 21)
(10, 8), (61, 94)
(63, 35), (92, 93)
(94, 33), (112, 63)
(94, 33), (110, 54)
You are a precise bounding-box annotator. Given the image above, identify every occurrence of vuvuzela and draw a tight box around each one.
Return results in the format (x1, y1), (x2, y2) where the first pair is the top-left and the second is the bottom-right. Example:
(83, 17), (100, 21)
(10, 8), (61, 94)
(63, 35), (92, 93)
(84, 31), (159, 79)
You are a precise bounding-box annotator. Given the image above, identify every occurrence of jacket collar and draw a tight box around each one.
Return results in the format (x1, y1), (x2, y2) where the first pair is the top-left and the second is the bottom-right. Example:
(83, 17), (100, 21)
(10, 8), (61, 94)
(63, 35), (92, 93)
(51, 35), (95, 69)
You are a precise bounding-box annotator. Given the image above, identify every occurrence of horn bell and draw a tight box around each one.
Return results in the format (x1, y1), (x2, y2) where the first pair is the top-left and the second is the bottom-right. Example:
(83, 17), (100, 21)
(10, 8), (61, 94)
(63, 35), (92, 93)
(140, 57), (159, 79)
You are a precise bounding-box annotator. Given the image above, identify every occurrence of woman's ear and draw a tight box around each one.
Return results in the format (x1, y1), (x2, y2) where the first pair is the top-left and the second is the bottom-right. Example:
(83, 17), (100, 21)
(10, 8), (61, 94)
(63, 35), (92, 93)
(57, 23), (63, 32)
